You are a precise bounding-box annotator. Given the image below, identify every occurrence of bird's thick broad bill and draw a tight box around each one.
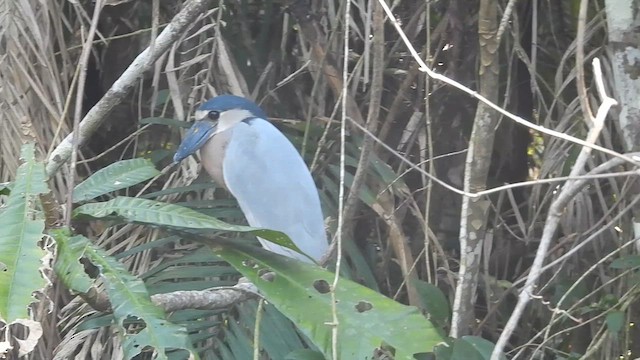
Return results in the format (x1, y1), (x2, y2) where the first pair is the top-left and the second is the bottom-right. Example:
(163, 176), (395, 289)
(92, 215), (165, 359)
(173, 121), (217, 162)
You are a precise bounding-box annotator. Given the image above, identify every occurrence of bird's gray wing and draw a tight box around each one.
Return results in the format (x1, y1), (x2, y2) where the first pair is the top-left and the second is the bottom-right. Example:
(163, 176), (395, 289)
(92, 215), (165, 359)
(222, 118), (328, 262)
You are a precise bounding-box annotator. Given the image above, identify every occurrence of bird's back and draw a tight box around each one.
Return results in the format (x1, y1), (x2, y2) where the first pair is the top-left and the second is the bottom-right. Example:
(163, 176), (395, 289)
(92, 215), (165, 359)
(222, 118), (328, 262)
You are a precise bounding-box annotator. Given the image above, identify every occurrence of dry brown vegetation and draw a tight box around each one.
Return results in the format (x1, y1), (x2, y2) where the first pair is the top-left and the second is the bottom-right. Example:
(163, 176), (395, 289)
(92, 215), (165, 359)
(1, 0), (639, 359)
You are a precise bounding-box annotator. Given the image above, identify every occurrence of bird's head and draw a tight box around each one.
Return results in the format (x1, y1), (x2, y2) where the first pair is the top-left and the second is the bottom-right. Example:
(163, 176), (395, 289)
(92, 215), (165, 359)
(173, 95), (267, 162)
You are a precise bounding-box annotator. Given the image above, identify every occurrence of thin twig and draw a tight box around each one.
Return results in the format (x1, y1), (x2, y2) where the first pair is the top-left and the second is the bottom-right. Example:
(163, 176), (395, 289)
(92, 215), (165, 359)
(491, 58), (618, 360)
(340, 1), (402, 301)
(348, 109), (640, 198)
(495, 0), (518, 44)
(576, 0), (594, 126)
(65, 0), (104, 227)
(329, 0), (350, 356)
(376, 0), (637, 166)
(423, 0), (435, 285)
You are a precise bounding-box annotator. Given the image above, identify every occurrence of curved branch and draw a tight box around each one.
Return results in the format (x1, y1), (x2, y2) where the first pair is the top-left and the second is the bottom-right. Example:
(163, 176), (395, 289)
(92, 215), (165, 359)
(45, 0), (212, 177)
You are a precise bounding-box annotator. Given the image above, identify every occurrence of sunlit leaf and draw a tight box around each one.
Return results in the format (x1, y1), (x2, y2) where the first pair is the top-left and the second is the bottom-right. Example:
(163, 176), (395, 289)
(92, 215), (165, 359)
(73, 158), (160, 202)
(73, 196), (303, 258)
(0, 144), (48, 322)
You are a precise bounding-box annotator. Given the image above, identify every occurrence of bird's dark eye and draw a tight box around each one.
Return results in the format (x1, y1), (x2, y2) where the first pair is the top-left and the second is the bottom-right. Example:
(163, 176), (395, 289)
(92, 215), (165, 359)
(207, 111), (220, 120)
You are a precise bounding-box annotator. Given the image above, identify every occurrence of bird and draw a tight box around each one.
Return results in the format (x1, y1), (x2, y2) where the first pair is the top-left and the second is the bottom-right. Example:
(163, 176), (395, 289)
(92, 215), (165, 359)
(174, 95), (328, 263)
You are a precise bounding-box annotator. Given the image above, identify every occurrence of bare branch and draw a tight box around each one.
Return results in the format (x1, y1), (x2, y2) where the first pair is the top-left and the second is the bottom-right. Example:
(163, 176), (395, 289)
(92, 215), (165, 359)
(79, 278), (259, 313)
(151, 281), (259, 312)
(45, 0), (213, 177)
(450, 0), (500, 337)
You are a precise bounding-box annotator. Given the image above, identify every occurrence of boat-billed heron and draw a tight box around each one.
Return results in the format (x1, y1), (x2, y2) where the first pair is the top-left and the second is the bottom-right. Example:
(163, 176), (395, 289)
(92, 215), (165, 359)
(174, 95), (328, 263)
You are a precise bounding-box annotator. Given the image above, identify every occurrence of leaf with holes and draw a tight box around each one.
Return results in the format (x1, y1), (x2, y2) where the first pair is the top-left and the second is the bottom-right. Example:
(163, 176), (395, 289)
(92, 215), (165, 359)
(210, 239), (444, 359)
(51, 229), (93, 293)
(51, 231), (197, 359)
(0, 144), (48, 322)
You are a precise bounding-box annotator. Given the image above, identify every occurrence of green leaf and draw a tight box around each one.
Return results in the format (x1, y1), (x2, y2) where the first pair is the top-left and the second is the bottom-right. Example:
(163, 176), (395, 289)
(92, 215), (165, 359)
(0, 144), (48, 322)
(0, 181), (12, 195)
(610, 255), (640, 269)
(148, 149), (176, 164)
(51, 229), (93, 293)
(140, 117), (191, 128)
(606, 311), (625, 336)
(412, 279), (451, 324)
(73, 196), (303, 258)
(459, 336), (505, 360)
(150, 89), (171, 109)
(327, 165), (377, 206)
(140, 182), (217, 199)
(450, 337), (483, 360)
(370, 154), (410, 195)
(225, 320), (253, 359)
(285, 349), (325, 360)
(72, 158), (160, 202)
(211, 239), (444, 359)
(233, 300), (314, 359)
(433, 341), (453, 359)
(51, 232), (197, 359)
(561, 145), (581, 177)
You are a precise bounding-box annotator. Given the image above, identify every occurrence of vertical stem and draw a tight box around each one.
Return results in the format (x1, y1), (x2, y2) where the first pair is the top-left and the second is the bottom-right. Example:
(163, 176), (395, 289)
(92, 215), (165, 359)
(65, 0), (104, 227)
(330, 0), (351, 357)
(253, 298), (264, 360)
(423, 0), (434, 284)
(450, 0), (500, 337)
